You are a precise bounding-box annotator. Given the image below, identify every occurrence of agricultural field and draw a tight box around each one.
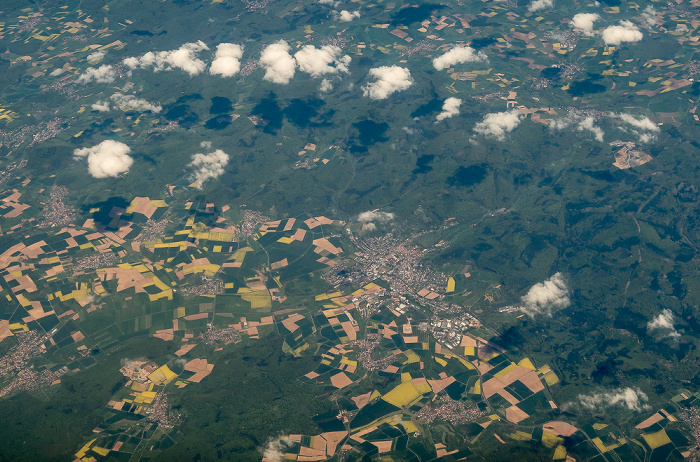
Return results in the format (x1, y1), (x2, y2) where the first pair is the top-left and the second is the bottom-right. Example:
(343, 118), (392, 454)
(2, 0), (700, 460)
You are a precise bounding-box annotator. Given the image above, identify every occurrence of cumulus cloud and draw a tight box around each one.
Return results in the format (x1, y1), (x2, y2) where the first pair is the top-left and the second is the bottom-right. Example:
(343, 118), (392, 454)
(602, 21), (643, 46)
(549, 118), (569, 130)
(528, 0), (553, 12)
(358, 211), (395, 223)
(78, 65), (116, 84)
(578, 388), (649, 412)
(87, 51), (106, 63)
(433, 46), (487, 71)
(571, 13), (600, 35)
(294, 45), (351, 77)
(337, 10), (360, 21)
(616, 113), (659, 143)
(577, 116), (604, 142)
(91, 101), (111, 112)
(210, 43), (244, 77)
(90, 94), (162, 113)
(260, 40), (297, 84)
(642, 6), (656, 27)
(520, 272), (570, 317)
(123, 41), (209, 76)
(319, 78), (333, 92)
(188, 142), (230, 189)
(473, 109), (523, 141)
(73, 140), (133, 178)
(110, 93), (162, 113)
(362, 66), (412, 100)
(550, 112), (604, 142)
(617, 113), (657, 132)
(261, 436), (293, 462)
(436, 97), (462, 122)
(648, 309), (680, 339)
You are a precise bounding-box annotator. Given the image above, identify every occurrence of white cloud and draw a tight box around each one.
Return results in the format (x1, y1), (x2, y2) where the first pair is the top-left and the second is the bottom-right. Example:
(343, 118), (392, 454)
(642, 6), (656, 27)
(260, 40), (297, 84)
(520, 272), (570, 317)
(123, 41), (210, 76)
(210, 43), (244, 77)
(433, 46), (487, 71)
(318, 0), (339, 5)
(78, 65), (116, 84)
(473, 109), (523, 141)
(571, 13), (600, 35)
(261, 436), (293, 462)
(50, 68), (64, 76)
(362, 66), (413, 100)
(337, 10), (360, 21)
(73, 140), (133, 178)
(648, 309), (680, 338)
(616, 113), (659, 143)
(188, 142), (230, 189)
(436, 97), (462, 122)
(87, 51), (106, 63)
(110, 93), (162, 113)
(577, 116), (604, 142)
(294, 45), (351, 77)
(91, 101), (111, 112)
(602, 21), (643, 45)
(578, 388), (649, 412)
(358, 211), (395, 223)
(549, 118), (570, 130)
(319, 78), (333, 92)
(528, 0), (553, 12)
(617, 113), (657, 132)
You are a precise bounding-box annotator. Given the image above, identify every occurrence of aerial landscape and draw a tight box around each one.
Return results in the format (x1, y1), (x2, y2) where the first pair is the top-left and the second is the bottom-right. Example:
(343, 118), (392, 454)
(2, 0), (700, 460)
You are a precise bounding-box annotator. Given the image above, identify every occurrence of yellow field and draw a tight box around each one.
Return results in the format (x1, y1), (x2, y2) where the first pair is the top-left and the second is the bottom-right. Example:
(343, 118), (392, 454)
(541, 432), (563, 448)
(537, 364), (551, 375)
(75, 439), (96, 459)
(240, 290), (271, 309)
(494, 362), (518, 379)
(234, 247), (253, 258)
(510, 431), (531, 441)
(543, 371), (559, 385)
(401, 420), (418, 433)
(456, 356), (475, 370)
(592, 437), (621, 453)
(382, 382), (422, 408)
(403, 350), (420, 364)
(518, 358), (535, 370)
(182, 263), (220, 276)
(415, 382), (432, 394)
(434, 357), (447, 367)
(446, 277), (455, 293)
(148, 365), (177, 385)
(92, 446), (110, 456)
(642, 430), (672, 449)
(315, 291), (342, 301)
(553, 445), (567, 460)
